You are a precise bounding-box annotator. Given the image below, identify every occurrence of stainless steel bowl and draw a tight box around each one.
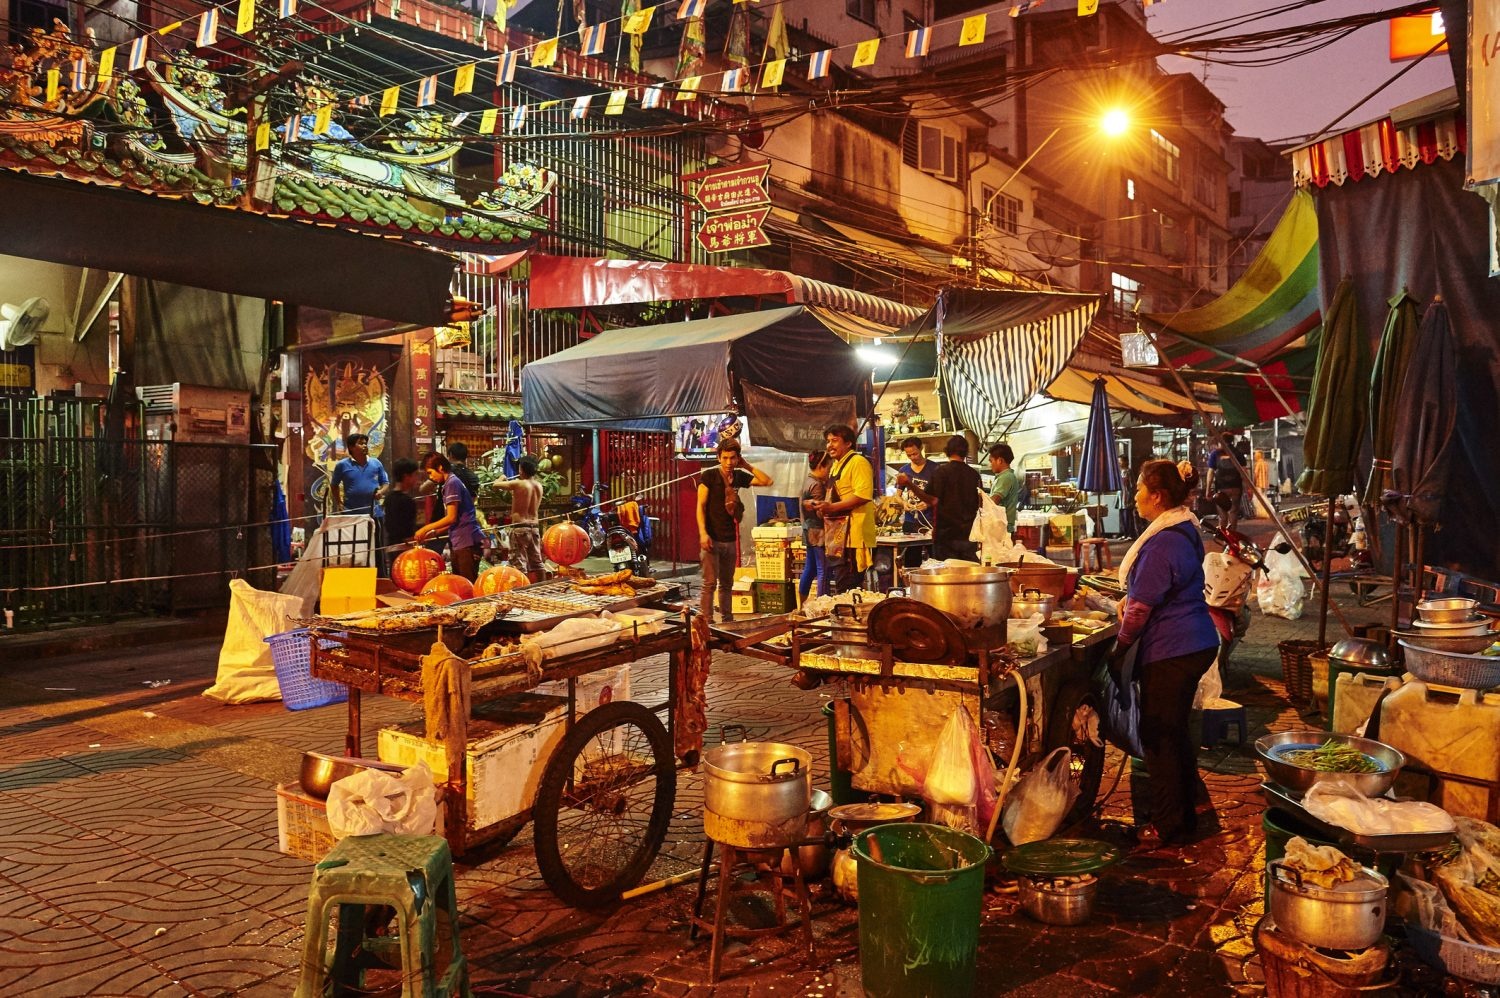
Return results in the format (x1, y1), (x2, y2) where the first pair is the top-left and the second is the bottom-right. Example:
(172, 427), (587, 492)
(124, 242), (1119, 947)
(1328, 637), (1392, 669)
(1254, 730), (1404, 796)
(1019, 876), (1097, 926)
(299, 751), (407, 801)
(1417, 597), (1481, 624)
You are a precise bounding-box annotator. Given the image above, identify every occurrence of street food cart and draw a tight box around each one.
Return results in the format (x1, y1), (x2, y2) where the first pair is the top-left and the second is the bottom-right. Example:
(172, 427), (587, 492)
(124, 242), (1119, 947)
(306, 576), (704, 908)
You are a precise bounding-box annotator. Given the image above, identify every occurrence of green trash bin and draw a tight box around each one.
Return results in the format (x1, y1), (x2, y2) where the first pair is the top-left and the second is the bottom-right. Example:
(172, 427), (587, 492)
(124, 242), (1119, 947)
(852, 822), (991, 998)
(823, 700), (870, 806)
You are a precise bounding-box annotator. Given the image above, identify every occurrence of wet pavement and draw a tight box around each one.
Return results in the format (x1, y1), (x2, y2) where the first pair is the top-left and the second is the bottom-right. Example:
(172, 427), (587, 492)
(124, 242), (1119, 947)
(0, 554), (1444, 996)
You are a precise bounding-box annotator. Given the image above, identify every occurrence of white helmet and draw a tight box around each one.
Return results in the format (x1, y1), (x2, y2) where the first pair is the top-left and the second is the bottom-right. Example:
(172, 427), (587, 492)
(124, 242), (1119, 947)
(1203, 550), (1254, 608)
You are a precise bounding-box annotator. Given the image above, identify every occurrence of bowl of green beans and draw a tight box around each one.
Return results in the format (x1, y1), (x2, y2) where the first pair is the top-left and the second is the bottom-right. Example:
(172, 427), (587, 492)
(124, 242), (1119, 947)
(1254, 730), (1406, 796)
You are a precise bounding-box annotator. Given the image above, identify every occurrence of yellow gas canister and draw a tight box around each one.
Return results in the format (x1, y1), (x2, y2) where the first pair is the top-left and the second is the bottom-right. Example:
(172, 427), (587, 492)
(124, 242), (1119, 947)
(1378, 676), (1500, 822)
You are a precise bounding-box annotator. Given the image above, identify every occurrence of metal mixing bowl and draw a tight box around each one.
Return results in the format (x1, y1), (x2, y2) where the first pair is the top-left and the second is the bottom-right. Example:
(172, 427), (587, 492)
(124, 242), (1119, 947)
(1254, 730), (1404, 796)
(299, 752), (407, 800)
(1416, 597), (1481, 624)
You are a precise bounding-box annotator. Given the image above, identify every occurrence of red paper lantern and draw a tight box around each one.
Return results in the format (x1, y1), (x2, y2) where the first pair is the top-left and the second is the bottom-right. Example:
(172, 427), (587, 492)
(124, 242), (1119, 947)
(476, 565), (529, 595)
(542, 521), (592, 567)
(421, 573), (475, 602)
(392, 546), (445, 594)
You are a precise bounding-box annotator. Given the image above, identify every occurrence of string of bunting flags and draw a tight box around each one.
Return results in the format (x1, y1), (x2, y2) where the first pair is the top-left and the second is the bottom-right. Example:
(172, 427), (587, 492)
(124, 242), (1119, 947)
(46, 0), (1165, 147)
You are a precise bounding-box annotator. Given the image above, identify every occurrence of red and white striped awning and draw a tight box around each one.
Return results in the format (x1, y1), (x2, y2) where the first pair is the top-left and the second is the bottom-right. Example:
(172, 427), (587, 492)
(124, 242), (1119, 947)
(1290, 112), (1465, 189)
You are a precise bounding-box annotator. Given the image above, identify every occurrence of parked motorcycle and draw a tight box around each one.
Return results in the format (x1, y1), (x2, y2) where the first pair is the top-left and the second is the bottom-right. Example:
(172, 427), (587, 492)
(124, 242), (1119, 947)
(1300, 495), (1371, 571)
(569, 488), (653, 576)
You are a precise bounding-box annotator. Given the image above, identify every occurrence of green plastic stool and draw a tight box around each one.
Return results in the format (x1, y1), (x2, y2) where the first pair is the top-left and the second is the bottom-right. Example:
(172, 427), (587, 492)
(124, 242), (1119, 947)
(295, 833), (471, 998)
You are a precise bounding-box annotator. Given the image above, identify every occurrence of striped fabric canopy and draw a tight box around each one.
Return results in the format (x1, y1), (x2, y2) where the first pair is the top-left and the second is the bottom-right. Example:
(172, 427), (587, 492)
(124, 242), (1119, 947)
(901, 288), (1100, 440)
(1143, 191), (1321, 425)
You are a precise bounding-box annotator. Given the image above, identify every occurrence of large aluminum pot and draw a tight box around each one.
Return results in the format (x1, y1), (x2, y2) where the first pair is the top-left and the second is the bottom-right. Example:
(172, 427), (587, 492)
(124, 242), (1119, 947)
(1269, 861), (1388, 950)
(905, 564), (1011, 628)
(702, 737), (812, 827)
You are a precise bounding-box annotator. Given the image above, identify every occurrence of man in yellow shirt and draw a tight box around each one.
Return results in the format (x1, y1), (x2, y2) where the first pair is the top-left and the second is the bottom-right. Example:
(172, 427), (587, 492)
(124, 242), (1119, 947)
(808, 423), (876, 593)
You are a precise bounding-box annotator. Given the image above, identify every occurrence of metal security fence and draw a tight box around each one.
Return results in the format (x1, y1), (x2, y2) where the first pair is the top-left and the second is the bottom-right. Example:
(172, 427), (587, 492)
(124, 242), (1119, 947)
(0, 427), (278, 631)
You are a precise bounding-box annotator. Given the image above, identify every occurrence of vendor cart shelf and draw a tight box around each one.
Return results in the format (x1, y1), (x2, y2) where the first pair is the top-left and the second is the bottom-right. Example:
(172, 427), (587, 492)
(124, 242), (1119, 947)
(307, 582), (695, 911)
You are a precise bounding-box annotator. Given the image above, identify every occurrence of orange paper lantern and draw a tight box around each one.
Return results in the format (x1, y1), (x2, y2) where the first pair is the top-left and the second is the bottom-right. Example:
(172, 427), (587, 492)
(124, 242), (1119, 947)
(542, 521), (592, 566)
(477, 565), (529, 595)
(421, 572), (475, 602)
(416, 590), (460, 607)
(392, 546), (445, 594)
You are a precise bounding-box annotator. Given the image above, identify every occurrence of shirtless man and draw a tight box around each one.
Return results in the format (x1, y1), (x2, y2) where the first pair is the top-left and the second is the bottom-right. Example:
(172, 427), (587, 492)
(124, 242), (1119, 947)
(492, 456), (545, 580)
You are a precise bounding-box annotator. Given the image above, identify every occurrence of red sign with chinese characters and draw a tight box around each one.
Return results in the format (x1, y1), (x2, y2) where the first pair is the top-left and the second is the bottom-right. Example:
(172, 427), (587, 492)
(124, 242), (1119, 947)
(689, 162), (771, 213)
(410, 338), (435, 446)
(695, 207), (771, 254)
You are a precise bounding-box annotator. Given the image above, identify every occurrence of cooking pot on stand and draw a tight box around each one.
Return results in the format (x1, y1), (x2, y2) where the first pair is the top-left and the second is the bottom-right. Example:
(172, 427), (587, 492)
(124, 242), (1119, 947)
(1268, 861), (1388, 951)
(904, 565), (1011, 629)
(702, 725), (812, 849)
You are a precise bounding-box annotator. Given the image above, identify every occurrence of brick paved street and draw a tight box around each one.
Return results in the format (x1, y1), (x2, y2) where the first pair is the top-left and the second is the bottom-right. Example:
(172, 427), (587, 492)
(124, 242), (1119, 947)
(0, 553), (1430, 996)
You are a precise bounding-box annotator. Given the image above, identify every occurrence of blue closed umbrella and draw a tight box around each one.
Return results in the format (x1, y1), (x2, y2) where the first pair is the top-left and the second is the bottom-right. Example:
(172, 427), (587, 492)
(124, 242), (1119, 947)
(1077, 377), (1121, 540)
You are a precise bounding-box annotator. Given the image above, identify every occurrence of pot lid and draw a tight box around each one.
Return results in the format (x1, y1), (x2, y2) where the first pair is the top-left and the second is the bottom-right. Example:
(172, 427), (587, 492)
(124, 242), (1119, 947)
(866, 597), (969, 665)
(828, 802), (922, 827)
(1003, 838), (1122, 876)
(1328, 637), (1392, 667)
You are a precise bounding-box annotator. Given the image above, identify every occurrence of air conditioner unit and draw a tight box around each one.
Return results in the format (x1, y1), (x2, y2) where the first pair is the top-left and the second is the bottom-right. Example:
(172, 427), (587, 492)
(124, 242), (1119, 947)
(136, 383), (252, 443)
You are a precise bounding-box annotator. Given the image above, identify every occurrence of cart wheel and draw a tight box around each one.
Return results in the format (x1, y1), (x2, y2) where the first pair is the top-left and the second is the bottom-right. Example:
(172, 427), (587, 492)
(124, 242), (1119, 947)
(1046, 681), (1105, 828)
(533, 700), (676, 908)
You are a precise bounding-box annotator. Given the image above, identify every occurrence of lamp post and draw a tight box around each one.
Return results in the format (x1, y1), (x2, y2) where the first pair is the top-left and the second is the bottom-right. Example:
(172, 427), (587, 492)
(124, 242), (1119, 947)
(970, 109), (1131, 284)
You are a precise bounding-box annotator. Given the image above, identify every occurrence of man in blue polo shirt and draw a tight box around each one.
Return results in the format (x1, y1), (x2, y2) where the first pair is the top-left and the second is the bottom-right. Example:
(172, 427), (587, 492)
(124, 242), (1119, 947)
(330, 433), (390, 519)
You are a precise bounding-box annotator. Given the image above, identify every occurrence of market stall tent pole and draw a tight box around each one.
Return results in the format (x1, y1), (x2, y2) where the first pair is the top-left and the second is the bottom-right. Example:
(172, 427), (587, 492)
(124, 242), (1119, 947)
(1136, 324), (1354, 639)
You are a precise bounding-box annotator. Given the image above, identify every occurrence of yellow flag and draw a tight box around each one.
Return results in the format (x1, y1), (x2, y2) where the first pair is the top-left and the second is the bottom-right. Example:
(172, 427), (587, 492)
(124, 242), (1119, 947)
(479, 108), (498, 133)
(380, 86), (399, 116)
(760, 58), (785, 90)
(764, 2), (788, 61)
(453, 63), (475, 96)
(45, 68), (59, 102)
(677, 75), (700, 101)
(622, 5), (656, 34)
(537, 99), (561, 110)
(959, 13), (986, 46)
(531, 38), (559, 67)
(313, 104), (332, 135)
(158, 20), (183, 35)
(255, 122), (270, 150)
(236, 0), (255, 35)
(98, 47), (116, 81)
(1078, 0), (1098, 13)
(606, 89), (627, 115)
(852, 37), (879, 68)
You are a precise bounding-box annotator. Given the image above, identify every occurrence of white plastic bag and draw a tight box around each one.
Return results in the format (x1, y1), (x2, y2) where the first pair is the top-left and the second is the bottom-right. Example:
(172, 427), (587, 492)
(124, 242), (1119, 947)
(327, 762), (439, 839)
(924, 707), (980, 806)
(1256, 542), (1306, 620)
(522, 615), (623, 661)
(1001, 746), (1078, 845)
(1193, 661), (1224, 710)
(204, 579), (303, 704)
(1006, 613), (1049, 658)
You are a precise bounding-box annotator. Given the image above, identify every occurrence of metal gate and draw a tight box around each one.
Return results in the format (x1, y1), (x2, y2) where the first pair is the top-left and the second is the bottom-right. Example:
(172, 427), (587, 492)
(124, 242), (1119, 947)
(0, 400), (277, 630)
(599, 430), (679, 569)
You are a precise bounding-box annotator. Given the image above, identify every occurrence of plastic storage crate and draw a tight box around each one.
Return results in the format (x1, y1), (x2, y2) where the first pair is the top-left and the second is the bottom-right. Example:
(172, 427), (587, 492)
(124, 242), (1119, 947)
(755, 539), (792, 581)
(276, 782), (336, 861)
(266, 628), (348, 711)
(753, 580), (796, 614)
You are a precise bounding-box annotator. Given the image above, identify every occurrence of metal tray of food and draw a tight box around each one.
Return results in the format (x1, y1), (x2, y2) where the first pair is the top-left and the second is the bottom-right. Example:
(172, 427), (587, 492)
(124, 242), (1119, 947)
(487, 578), (680, 633)
(1260, 782), (1456, 855)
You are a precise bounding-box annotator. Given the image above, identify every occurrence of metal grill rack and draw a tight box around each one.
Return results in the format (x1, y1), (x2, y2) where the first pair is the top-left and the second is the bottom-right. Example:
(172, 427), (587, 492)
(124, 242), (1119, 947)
(493, 578), (680, 632)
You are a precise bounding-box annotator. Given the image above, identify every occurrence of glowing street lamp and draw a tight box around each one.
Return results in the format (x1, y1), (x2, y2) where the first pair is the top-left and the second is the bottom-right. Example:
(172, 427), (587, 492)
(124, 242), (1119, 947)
(1100, 108), (1131, 137)
(980, 108), (1133, 225)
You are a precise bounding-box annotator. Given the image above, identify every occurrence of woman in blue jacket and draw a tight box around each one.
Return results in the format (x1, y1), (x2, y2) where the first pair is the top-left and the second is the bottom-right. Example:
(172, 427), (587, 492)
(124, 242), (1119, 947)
(1112, 459), (1221, 846)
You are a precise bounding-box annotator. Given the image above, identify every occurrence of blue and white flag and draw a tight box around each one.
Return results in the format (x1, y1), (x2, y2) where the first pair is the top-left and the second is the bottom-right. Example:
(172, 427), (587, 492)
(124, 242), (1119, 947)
(677, 0), (706, 18)
(722, 67), (742, 91)
(196, 9), (219, 47)
(497, 49), (518, 85)
(279, 0), (297, 19)
(127, 36), (148, 72)
(905, 26), (930, 57)
(509, 103), (527, 131)
(70, 58), (87, 91)
(571, 94), (592, 119)
(641, 85), (663, 109)
(580, 23), (606, 55)
(417, 75), (437, 107)
(808, 49), (830, 79)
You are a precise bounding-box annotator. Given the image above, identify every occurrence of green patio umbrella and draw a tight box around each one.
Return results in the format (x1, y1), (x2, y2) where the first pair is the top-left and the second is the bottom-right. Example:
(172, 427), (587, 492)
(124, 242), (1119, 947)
(1364, 289), (1421, 506)
(1297, 278), (1369, 497)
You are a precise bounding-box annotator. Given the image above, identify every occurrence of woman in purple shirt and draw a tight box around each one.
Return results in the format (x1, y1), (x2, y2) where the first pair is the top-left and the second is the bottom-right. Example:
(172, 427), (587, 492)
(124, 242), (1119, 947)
(413, 452), (484, 582)
(1111, 459), (1220, 846)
